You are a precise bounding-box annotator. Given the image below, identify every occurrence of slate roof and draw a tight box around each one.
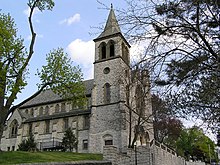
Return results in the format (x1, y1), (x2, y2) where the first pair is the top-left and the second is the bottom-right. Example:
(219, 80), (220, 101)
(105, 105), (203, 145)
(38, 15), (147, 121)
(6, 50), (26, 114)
(18, 110), (31, 119)
(24, 109), (91, 123)
(95, 5), (122, 40)
(19, 79), (94, 108)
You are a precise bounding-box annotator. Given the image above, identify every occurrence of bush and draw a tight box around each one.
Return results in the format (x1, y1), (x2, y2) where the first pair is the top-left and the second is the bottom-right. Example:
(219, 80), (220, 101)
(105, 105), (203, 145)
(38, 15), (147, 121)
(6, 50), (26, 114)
(62, 128), (77, 152)
(18, 133), (37, 151)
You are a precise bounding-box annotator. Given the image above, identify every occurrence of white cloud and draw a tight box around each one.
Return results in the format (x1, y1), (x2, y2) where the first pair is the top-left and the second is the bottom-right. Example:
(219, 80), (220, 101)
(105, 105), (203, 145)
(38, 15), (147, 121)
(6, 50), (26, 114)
(129, 40), (152, 67)
(66, 39), (95, 79)
(37, 34), (44, 38)
(130, 43), (145, 63)
(66, 39), (149, 79)
(23, 7), (40, 16)
(35, 19), (40, 23)
(26, 34), (44, 41)
(23, 8), (30, 16)
(59, 14), (80, 25)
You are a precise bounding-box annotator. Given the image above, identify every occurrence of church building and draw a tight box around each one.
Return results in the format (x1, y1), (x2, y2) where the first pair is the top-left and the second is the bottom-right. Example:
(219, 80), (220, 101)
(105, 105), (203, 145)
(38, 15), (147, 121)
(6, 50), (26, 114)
(0, 5), (154, 153)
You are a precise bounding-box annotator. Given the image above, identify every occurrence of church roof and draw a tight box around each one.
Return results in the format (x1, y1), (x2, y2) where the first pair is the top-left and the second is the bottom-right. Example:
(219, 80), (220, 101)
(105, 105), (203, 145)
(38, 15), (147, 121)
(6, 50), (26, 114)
(95, 4), (122, 40)
(19, 79), (94, 108)
(24, 109), (91, 123)
(18, 110), (31, 119)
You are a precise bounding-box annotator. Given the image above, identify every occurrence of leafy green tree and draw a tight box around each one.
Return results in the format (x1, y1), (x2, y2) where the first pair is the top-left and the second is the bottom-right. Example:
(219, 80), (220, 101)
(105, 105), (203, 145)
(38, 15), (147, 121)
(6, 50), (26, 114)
(119, 0), (219, 132)
(0, 0), (86, 146)
(0, 0), (55, 145)
(0, 12), (27, 147)
(37, 48), (86, 107)
(18, 133), (37, 151)
(62, 128), (77, 152)
(152, 94), (183, 148)
(176, 127), (217, 162)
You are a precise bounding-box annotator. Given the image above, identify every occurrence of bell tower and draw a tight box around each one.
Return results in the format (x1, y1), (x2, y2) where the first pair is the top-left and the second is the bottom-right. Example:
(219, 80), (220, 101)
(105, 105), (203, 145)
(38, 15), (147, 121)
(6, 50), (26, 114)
(88, 5), (131, 153)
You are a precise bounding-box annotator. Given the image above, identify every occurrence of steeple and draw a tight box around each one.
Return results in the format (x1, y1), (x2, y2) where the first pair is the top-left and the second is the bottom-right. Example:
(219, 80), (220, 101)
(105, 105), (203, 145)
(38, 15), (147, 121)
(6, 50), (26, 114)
(95, 4), (122, 40)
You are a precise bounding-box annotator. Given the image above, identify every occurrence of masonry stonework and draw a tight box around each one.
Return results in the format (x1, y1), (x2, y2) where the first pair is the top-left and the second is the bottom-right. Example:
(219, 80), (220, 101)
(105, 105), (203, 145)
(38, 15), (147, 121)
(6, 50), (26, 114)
(1, 6), (154, 153)
(103, 142), (206, 165)
(0, 6), (201, 165)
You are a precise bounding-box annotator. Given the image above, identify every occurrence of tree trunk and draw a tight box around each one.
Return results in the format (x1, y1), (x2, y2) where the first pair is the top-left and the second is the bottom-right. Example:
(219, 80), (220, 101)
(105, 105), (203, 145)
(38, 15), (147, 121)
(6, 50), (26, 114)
(128, 108), (132, 148)
(0, 107), (8, 149)
(131, 116), (142, 148)
(0, 124), (4, 149)
(131, 133), (138, 148)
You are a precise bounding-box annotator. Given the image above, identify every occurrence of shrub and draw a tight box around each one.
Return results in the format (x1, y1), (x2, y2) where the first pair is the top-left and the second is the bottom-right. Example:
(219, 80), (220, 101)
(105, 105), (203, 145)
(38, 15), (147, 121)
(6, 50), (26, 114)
(18, 133), (37, 151)
(62, 128), (77, 152)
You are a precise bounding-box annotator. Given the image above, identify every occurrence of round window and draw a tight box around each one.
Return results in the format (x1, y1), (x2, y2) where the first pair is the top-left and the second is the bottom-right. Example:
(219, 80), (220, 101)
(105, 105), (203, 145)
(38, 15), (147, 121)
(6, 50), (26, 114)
(103, 67), (110, 74)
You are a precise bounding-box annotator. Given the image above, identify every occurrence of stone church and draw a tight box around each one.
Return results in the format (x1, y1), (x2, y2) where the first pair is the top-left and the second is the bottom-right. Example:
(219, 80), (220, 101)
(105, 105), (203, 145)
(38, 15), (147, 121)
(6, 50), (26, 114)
(0, 6), (154, 153)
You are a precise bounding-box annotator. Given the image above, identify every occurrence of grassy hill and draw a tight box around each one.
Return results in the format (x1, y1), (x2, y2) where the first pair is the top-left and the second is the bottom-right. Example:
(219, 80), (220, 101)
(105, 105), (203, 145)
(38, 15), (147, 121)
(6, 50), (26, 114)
(0, 151), (103, 165)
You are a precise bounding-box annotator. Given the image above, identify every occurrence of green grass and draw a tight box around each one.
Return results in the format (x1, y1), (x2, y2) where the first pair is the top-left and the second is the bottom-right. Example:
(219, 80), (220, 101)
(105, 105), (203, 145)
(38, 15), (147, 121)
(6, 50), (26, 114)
(0, 151), (103, 165)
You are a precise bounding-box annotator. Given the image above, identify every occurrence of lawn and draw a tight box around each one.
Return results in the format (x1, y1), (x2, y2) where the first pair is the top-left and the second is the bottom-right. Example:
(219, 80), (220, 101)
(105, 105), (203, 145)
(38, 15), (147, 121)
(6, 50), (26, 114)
(0, 151), (103, 165)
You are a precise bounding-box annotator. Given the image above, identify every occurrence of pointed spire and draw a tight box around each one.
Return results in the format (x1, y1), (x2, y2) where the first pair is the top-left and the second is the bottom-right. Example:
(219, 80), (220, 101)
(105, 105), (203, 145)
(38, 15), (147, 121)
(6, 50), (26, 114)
(95, 4), (121, 40)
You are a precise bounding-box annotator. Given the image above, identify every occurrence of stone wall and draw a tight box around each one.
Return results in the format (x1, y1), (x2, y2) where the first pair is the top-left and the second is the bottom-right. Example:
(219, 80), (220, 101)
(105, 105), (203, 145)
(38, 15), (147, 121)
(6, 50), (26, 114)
(0, 110), (23, 151)
(89, 34), (131, 154)
(0, 100), (92, 151)
(186, 162), (206, 165)
(152, 141), (185, 165)
(103, 142), (206, 165)
(103, 145), (153, 165)
(17, 161), (112, 165)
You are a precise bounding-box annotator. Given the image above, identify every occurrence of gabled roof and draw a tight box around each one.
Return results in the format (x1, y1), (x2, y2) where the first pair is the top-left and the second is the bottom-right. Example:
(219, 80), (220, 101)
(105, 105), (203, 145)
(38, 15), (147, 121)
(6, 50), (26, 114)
(24, 109), (91, 123)
(18, 110), (31, 119)
(19, 79), (94, 109)
(20, 90), (62, 108)
(95, 4), (122, 40)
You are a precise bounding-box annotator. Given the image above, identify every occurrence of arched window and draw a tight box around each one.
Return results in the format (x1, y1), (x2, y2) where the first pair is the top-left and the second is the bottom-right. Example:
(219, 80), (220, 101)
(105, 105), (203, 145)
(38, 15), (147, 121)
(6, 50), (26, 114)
(61, 103), (66, 112)
(63, 118), (69, 131)
(45, 120), (50, 134)
(55, 104), (60, 113)
(45, 106), (49, 115)
(108, 40), (115, 57)
(124, 47), (129, 64)
(99, 42), (106, 59)
(122, 43), (125, 59)
(10, 120), (18, 138)
(39, 107), (43, 116)
(102, 46), (106, 59)
(104, 83), (111, 103)
(121, 42), (129, 64)
(103, 134), (113, 146)
(30, 108), (34, 116)
(83, 115), (90, 129)
(28, 123), (33, 136)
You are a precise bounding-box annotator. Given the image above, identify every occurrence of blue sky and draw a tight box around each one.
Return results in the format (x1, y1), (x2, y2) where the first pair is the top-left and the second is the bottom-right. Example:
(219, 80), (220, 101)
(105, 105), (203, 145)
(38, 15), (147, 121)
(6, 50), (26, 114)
(0, 1), (217, 141)
(0, 0), (128, 105)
